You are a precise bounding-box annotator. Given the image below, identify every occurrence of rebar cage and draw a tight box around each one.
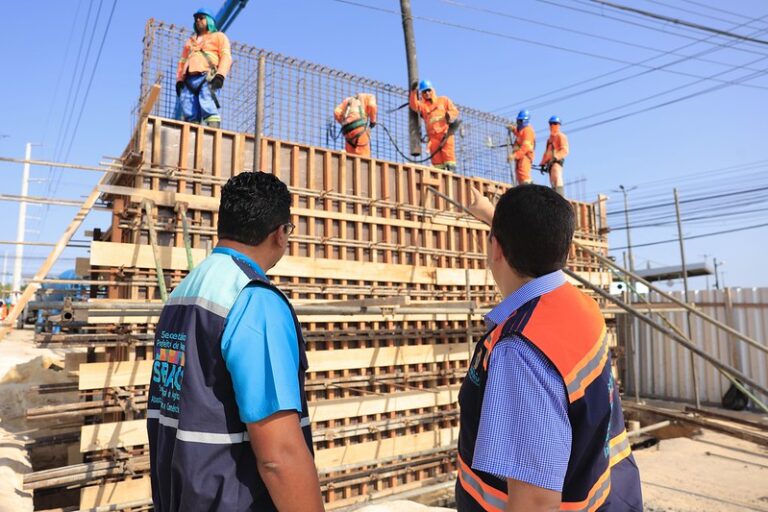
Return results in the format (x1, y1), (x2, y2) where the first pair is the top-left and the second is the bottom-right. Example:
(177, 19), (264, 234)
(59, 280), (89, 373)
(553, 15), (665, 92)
(139, 19), (516, 182)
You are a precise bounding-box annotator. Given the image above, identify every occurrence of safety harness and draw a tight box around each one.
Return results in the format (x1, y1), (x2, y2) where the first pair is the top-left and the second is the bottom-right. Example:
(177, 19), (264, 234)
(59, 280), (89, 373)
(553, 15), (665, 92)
(182, 36), (221, 108)
(340, 95), (370, 148)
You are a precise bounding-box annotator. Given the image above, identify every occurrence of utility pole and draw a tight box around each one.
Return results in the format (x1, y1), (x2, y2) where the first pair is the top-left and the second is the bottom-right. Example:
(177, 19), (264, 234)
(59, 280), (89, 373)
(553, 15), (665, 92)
(12, 143), (34, 302)
(617, 185), (637, 271)
(674, 188), (701, 409)
(1, 251), (7, 294)
(713, 258), (721, 290)
(701, 253), (710, 290)
(399, 0), (422, 156)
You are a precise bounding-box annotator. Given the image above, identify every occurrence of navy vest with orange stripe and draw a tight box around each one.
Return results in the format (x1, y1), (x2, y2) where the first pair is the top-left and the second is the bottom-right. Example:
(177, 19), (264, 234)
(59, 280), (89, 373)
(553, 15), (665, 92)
(456, 282), (642, 512)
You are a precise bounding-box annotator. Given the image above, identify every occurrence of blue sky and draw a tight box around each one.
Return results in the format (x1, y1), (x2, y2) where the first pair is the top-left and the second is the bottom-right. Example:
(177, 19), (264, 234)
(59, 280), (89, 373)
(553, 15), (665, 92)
(2, 0), (767, 290)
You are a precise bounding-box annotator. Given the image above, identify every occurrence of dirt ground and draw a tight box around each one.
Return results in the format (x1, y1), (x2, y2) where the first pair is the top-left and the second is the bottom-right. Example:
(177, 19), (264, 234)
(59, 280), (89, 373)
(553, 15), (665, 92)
(1, 328), (766, 512)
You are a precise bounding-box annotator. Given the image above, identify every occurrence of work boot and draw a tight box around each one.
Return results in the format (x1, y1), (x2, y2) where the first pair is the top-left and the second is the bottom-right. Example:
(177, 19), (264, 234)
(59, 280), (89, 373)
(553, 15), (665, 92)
(207, 121), (221, 128)
(556, 185), (565, 196)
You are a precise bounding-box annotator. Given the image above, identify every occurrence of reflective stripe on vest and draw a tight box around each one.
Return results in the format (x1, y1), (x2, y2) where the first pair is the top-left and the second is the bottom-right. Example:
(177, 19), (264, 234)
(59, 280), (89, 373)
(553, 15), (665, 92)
(563, 324), (608, 402)
(457, 428), (632, 512)
(148, 409), (311, 445)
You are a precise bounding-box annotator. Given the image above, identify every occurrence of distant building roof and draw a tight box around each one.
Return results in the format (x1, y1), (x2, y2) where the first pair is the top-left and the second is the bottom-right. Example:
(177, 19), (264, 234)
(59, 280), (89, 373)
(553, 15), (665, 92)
(635, 262), (713, 282)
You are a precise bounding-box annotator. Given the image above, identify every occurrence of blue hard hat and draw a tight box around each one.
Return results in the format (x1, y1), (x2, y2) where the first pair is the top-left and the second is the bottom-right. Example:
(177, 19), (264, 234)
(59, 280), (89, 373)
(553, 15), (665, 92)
(517, 109), (530, 122)
(419, 80), (434, 92)
(549, 115), (562, 125)
(194, 8), (215, 18)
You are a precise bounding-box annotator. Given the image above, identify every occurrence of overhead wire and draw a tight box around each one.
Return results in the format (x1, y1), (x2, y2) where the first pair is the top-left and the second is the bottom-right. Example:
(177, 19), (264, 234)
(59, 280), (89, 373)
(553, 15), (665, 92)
(642, 0), (756, 26)
(43, 0), (117, 229)
(610, 222), (768, 250)
(589, 0), (768, 47)
(438, 0), (766, 73)
(536, 0), (768, 55)
(493, 13), (768, 115)
(332, 0), (768, 87)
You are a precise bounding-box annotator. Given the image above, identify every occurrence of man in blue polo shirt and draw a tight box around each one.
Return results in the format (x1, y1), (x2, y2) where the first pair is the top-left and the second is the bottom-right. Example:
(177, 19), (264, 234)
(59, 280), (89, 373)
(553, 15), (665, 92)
(147, 171), (325, 511)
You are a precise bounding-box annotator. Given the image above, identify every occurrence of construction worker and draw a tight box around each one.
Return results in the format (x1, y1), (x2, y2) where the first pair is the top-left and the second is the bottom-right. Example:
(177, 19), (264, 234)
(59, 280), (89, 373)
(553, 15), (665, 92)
(458, 185), (643, 512)
(147, 172), (325, 512)
(540, 115), (569, 196)
(409, 80), (460, 171)
(176, 8), (232, 128)
(334, 93), (378, 158)
(507, 109), (536, 186)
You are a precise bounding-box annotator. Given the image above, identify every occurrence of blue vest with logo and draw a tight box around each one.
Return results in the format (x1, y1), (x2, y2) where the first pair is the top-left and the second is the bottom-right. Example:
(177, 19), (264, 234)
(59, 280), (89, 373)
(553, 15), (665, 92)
(147, 251), (312, 511)
(456, 282), (643, 511)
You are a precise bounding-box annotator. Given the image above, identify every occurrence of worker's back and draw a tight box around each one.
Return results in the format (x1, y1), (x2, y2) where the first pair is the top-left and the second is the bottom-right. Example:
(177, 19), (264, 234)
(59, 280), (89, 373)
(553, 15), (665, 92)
(147, 249), (311, 511)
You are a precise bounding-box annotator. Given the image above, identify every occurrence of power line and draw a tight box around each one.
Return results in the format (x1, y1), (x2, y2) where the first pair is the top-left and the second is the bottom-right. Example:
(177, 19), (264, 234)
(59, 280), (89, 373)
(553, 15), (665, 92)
(610, 221), (768, 250)
(492, 10), (768, 115)
(566, 64), (768, 135)
(590, 0), (768, 47)
(607, 185), (768, 216)
(439, 0), (766, 73)
(565, 52), (768, 129)
(333, 0), (768, 87)
(678, 0), (757, 22)
(611, 206), (768, 230)
(642, 0), (757, 26)
(536, 0), (768, 56)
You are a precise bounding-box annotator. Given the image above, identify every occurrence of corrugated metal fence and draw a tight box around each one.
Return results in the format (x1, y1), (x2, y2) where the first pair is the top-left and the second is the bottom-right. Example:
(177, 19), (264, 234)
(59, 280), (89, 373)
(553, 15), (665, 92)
(138, 19), (515, 182)
(625, 287), (768, 405)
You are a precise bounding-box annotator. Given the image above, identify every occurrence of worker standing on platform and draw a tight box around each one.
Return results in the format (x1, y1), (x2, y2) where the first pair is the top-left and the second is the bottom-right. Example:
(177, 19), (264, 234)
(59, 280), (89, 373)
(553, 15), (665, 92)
(147, 172), (324, 512)
(409, 80), (460, 171)
(459, 185), (643, 512)
(176, 8), (232, 128)
(540, 116), (569, 196)
(334, 93), (378, 158)
(507, 110), (536, 186)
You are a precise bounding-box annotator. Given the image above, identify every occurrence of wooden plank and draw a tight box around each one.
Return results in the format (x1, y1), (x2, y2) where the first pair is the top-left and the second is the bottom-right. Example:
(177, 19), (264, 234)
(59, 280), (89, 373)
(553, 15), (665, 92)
(90, 242), (510, 287)
(78, 344), (470, 389)
(79, 360), (154, 391)
(80, 477), (151, 509)
(77, 426), (456, 506)
(315, 426), (459, 468)
(79, 386), (461, 452)
(99, 184), (219, 211)
(90, 241), (207, 270)
(83, 311), (485, 325)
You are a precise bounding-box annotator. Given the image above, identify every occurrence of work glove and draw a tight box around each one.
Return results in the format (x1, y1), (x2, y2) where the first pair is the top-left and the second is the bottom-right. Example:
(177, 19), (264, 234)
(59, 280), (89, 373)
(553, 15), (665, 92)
(210, 74), (225, 90)
(410, 81), (419, 91)
(369, 121), (377, 128)
(176, 81), (184, 96)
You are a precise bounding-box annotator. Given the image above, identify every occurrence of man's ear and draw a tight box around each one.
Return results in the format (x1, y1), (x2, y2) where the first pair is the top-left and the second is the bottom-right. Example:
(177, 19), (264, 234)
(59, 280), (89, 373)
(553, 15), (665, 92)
(490, 236), (504, 263)
(273, 226), (289, 249)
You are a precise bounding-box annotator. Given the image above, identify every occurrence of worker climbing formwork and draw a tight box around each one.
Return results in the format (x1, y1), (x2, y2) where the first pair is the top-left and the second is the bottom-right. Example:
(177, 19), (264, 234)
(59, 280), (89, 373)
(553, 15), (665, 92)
(507, 109), (536, 186)
(540, 115), (569, 196)
(176, 8), (232, 127)
(409, 80), (460, 171)
(334, 93), (378, 158)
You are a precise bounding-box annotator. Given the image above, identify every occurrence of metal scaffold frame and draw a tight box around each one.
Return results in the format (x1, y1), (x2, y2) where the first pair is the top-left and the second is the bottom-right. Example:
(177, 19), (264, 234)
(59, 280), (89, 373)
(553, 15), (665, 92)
(137, 19), (516, 182)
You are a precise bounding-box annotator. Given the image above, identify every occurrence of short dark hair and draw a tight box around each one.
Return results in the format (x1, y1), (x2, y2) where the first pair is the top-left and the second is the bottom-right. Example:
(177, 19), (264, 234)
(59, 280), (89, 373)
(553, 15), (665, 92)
(491, 185), (574, 277)
(217, 171), (291, 246)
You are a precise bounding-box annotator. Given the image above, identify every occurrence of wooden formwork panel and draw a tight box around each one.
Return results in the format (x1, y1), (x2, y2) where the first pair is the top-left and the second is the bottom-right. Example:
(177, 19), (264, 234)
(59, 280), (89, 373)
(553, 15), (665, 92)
(27, 117), (611, 511)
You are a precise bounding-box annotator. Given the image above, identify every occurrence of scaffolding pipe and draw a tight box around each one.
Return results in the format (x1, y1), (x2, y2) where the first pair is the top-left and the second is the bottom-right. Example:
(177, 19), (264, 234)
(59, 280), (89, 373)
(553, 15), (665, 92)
(564, 268), (768, 398)
(574, 241), (768, 356)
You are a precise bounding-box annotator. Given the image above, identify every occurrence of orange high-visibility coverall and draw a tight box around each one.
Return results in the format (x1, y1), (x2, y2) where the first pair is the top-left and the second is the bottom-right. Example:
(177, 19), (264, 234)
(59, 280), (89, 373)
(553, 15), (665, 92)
(334, 93), (378, 157)
(409, 90), (459, 169)
(509, 124), (536, 185)
(176, 32), (233, 82)
(540, 125), (569, 190)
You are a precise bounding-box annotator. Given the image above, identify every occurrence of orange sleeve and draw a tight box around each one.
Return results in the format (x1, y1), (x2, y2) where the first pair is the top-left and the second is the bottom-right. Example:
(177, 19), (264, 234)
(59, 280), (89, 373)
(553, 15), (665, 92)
(176, 40), (191, 82)
(365, 94), (378, 124)
(409, 89), (422, 115)
(216, 33), (232, 77)
(444, 97), (459, 123)
(334, 99), (347, 124)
